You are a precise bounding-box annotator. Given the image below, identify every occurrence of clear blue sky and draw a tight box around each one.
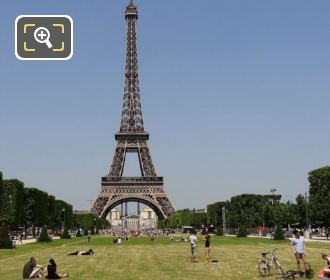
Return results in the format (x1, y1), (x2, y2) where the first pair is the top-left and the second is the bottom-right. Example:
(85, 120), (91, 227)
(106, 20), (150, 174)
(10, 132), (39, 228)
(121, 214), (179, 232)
(1, 0), (329, 211)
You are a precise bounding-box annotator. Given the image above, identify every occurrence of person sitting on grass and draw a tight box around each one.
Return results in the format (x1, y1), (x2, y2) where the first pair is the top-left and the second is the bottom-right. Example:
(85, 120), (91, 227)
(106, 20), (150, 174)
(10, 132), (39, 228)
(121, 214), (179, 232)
(67, 249), (94, 256)
(22, 257), (45, 279)
(46, 258), (68, 279)
(318, 253), (330, 278)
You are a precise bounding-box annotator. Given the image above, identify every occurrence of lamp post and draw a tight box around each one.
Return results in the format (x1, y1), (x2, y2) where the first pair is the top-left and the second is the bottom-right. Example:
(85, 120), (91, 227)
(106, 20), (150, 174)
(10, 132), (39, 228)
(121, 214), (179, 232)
(222, 206), (226, 235)
(93, 217), (96, 235)
(61, 207), (66, 234)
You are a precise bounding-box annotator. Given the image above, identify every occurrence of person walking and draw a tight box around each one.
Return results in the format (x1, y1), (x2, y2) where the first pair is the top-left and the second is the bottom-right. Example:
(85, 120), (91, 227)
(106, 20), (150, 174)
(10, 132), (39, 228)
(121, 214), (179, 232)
(189, 230), (198, 262)
(203, 231), (211, 262)
(291, 229), (311, 276)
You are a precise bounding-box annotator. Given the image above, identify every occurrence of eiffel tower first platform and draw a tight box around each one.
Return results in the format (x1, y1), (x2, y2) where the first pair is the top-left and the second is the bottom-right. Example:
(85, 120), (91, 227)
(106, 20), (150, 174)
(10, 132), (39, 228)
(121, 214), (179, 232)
(91, 1), (175, 220)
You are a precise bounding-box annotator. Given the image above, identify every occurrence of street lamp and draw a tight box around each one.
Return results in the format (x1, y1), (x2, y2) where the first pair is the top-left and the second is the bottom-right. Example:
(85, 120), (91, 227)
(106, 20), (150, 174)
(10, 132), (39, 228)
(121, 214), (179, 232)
(93, 217), (96, 235)
(61, 207), (66, 233)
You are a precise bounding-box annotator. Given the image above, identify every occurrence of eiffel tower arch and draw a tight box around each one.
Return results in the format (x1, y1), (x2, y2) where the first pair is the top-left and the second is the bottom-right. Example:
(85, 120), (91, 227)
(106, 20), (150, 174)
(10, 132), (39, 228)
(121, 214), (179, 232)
(91, 1), (175, 220)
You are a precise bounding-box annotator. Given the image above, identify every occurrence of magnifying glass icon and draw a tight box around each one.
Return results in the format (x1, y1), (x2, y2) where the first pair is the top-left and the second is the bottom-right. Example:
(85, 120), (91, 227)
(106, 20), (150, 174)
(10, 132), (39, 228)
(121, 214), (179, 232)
(34, 27), (53, 49)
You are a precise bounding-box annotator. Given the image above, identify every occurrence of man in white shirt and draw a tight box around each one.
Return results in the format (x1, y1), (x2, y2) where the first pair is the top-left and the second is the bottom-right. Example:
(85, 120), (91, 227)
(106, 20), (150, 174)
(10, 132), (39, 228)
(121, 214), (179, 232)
(291, 229), (310, 276)
(189, 230), (198, 262)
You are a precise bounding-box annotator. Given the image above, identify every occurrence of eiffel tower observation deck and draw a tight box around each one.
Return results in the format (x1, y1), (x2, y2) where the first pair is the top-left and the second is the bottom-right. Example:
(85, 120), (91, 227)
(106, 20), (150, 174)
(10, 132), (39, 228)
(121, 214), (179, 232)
(91, 1), (175, 220)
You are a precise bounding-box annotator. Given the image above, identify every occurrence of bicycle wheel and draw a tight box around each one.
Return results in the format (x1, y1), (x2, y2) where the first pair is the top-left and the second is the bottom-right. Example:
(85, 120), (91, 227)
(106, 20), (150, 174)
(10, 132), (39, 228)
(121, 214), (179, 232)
(274, 260), (285, 277)
(258, 260), (270, 277)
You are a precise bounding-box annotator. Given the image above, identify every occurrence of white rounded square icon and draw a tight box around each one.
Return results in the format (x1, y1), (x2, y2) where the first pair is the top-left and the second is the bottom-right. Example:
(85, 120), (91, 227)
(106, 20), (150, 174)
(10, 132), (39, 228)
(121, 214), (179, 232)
(15, 15), (73, 60)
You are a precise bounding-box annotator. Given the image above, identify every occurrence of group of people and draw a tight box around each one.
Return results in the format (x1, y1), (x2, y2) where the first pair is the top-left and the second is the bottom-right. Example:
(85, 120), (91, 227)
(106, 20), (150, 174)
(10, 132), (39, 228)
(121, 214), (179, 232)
(188, 228), (330, 279)
(22, 249), (94, 279)
(189, 230), (211, 263)
(291, 229), (330, 278)
(22, 257), (68, 279)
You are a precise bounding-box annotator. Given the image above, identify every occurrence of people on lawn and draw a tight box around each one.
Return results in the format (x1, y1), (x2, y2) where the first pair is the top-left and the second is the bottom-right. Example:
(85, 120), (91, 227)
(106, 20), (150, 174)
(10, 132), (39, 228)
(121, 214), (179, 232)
(203, 231), (211, 262)
(46, 258), (68, 279)
(291, 229), (311, 277)
(67, 248), (94, 256)
(318, 253), (330, 279)
(22, 257), (45, 279)
(189, 230), (198, 262)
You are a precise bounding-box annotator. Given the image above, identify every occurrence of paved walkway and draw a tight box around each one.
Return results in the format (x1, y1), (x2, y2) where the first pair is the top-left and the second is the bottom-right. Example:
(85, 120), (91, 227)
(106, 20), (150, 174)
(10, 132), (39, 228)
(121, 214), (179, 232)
(13, 236), (60, 246)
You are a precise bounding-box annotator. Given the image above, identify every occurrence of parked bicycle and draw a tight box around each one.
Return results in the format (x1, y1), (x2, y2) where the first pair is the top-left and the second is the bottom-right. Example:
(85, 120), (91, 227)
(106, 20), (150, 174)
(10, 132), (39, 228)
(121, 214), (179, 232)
(258, 248), (285, 278)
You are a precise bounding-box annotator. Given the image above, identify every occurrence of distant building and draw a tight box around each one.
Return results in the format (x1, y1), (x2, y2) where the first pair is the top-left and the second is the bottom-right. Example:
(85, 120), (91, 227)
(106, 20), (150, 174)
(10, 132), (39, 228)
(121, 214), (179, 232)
(107, 206), (157, 230)
(73, 210), (90, 215)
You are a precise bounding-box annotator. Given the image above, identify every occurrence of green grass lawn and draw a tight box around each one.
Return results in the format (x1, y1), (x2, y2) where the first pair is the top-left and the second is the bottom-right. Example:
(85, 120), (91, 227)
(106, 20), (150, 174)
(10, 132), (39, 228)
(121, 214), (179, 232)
(0, 235), (329, 279)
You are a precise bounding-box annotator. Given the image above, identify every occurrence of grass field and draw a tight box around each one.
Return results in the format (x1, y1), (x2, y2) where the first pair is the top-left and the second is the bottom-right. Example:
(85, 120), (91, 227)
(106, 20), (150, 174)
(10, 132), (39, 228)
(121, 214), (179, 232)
(0, 235), (329, 279)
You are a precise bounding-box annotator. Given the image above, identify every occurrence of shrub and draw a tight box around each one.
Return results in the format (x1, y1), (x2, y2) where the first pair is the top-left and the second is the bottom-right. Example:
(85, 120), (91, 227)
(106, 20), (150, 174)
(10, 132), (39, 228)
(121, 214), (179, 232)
(215, 227), (224, 236)
(38, 226), (51, 242)
(236, 225), (247, 237)
(274, 225), (285, 240)
(61, 226), (71, 239)
(76, 229), (81, 237)
(0, 222), (13, 249)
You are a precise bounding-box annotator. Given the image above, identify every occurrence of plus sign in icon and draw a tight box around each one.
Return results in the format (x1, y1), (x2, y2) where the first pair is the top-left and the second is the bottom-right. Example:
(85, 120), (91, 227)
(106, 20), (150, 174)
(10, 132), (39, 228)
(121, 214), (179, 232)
(15, 15), (73, 60)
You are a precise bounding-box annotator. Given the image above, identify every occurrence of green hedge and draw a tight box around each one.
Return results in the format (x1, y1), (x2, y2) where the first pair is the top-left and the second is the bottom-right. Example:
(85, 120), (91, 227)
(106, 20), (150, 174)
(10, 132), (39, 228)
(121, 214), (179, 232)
(0, 222), (12, 249)
(38, 226), (51, 242)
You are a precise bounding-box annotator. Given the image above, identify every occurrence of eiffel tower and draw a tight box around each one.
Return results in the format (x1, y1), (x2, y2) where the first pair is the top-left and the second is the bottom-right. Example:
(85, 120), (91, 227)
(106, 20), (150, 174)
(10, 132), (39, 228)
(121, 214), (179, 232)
(91, 1), (175, 220)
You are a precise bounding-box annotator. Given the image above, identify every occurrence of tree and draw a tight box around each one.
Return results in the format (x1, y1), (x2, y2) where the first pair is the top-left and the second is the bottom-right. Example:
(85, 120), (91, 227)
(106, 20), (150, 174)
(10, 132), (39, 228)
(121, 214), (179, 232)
(230, 194), (265, 228)
(273, 224), (285, 240)
(295, 194), (308, 227)
(0, 179), (24, 228)
(0, 222), (12, 249)
(23, 188), (49, 237)
(308, 166), (330, 226)
(236, 225), (247, 237)
(61, 226), (71, 239)
(207, 202), (223, 226)
(273, 202), (295, 227)
(0, 172), (2, 222)
(38, 226), (51, 242)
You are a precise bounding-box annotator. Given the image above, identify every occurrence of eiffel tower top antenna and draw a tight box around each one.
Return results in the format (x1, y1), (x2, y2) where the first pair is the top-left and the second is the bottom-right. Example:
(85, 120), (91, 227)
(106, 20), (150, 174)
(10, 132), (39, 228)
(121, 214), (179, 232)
(125, 0), (138, 19)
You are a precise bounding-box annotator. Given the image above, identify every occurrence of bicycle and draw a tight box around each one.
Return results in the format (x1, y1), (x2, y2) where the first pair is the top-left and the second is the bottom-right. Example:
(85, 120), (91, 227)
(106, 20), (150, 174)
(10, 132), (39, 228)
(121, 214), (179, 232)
(258, 248), (285, 278)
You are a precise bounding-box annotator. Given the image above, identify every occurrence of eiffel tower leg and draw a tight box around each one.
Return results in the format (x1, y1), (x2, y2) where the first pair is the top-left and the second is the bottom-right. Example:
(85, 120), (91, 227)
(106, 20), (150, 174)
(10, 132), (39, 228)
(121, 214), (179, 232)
(108, 145), (126, 177)
(138, 144), (156, 177)
(137, 202), (140, 231)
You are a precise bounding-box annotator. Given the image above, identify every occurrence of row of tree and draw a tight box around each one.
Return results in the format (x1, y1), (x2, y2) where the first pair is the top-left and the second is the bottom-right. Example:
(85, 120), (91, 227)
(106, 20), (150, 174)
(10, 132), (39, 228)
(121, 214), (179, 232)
(158, 166), (330, 233)
(0, 171), (73, 237)
(158, 209), (207, 229)
(0, 171), (109, 240)
(207, 166), (330, 230)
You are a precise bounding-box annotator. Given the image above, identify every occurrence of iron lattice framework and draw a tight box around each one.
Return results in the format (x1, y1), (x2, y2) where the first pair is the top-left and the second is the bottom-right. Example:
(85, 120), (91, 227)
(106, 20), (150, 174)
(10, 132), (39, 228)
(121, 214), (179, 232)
(91, 1), (174, 220)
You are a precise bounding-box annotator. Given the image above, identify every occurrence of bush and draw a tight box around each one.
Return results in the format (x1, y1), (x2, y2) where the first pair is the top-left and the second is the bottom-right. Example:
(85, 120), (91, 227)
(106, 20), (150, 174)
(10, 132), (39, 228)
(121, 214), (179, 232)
(274, 225), (285, 240)
(0, 222), (13, 249)
(236, 225), (247, 237)
(215, 227), (224, 236)
(76, 229), (81, 237)
(61, 226), (71, 239)
(38, 226), (51, 242)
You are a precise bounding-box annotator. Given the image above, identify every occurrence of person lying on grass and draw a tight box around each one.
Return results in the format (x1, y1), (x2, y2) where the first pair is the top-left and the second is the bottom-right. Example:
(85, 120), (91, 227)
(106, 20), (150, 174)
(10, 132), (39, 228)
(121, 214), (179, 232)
(67, 249), (94, 256)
